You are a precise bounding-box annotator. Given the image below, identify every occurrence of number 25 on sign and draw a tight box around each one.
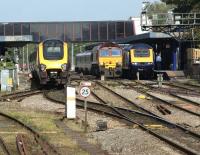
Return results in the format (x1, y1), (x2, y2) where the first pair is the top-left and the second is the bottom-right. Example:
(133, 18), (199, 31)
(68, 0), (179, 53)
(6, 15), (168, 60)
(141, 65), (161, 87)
(80, 86), (91, 98)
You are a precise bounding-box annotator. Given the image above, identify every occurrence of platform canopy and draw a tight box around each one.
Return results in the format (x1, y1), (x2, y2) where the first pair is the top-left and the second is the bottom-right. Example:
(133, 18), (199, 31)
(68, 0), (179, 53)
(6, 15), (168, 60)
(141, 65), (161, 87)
(116, 32), (173, 44)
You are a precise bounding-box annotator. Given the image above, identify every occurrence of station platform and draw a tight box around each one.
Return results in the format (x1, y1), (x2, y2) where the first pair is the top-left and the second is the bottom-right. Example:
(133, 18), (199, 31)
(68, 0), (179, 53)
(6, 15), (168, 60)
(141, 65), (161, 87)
(154, 70), (185, 80)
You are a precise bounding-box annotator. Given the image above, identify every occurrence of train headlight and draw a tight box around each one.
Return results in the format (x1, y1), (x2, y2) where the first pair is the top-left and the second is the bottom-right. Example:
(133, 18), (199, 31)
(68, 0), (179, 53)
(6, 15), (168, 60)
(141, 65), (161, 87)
(100, 62), (105, 67)
(147, 62), (153, 65)
(61, 63), (67, 71)
(133, 62), (138, 65)
(40, 64), (46, 72)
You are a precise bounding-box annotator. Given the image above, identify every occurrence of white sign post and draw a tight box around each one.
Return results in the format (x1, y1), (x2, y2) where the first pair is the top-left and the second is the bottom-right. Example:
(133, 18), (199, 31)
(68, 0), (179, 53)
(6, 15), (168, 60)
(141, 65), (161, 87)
(80, 83), (91, 133)
(66, 86), (76, 119)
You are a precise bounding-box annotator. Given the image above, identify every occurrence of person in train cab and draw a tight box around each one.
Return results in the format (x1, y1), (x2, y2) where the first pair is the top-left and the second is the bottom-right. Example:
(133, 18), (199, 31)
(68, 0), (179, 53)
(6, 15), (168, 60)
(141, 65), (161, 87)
(156, 53), (162, 70)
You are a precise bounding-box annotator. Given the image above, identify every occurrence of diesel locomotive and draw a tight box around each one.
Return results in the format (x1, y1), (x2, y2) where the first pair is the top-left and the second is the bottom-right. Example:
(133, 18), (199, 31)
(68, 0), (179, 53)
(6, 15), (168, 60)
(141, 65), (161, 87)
(75, 42), (123, 77)
(122, 43), (154, 79)
(29, 39), (70, 85)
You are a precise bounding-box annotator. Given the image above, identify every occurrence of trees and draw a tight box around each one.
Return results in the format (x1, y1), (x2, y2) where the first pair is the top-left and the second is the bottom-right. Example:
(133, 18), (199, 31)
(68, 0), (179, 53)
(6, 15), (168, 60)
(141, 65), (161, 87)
(146, 1), (174, 25)
(161, 0), (200, 12)
(147, 1), (172, 13)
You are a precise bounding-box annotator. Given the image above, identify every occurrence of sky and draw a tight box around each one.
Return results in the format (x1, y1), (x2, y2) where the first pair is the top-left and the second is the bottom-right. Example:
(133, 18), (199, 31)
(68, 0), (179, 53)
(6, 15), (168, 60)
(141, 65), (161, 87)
(0, 0), (159, 22)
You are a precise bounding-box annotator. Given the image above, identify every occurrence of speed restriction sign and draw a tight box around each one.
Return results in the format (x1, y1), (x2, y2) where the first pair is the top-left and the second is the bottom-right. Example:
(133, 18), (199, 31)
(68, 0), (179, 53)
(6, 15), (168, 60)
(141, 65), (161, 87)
(80, 87), (91, 98)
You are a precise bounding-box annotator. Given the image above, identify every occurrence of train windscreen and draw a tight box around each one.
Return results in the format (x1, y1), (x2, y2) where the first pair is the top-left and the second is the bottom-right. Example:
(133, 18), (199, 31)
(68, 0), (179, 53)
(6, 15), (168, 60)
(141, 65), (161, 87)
(134, 49), (149, 57)
(100, 50), (109, 57)
(111, 49), (121, 56)
(43, 40), (64, 60)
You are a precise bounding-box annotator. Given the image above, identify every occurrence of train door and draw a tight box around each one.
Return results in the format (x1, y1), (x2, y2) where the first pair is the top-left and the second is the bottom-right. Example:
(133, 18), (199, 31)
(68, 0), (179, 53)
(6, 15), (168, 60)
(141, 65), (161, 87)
(162, 48), (173, 70)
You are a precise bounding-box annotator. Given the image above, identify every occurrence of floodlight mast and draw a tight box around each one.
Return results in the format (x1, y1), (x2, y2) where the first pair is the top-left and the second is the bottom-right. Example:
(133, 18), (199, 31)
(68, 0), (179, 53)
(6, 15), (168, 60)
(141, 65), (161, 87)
(142, 0), (150, 13)
(141, 0), (150, 27)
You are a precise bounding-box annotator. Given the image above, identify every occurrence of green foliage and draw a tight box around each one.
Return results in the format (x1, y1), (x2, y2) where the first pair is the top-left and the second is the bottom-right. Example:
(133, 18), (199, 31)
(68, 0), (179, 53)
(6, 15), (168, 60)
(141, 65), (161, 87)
(146, 2), (174, 25)
(147, 1), (173, 14)
(1, 51), (15, 69)
(161, 0), (200, 12)
(0, 62), (13, 69)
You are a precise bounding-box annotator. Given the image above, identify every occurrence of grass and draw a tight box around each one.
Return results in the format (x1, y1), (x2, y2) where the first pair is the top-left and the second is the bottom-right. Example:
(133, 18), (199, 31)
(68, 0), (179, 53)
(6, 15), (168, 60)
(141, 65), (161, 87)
(0, 108), (89, 155)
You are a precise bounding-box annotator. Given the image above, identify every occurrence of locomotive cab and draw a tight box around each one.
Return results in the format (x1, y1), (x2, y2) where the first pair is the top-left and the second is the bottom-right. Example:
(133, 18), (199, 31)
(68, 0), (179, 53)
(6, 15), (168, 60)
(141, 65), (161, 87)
(98, 47), (122, 77)
(30, 39), (69, 85)
(122, 43), (154, 79)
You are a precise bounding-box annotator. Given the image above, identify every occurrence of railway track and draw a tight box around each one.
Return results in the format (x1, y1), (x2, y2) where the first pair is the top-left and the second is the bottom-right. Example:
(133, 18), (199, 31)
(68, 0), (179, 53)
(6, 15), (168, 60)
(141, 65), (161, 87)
(165, 82), (200, 94)
(143, 81), (200, 96)
(0, 136), (11, 155)
(183, 82), (200, 89)
(141, 81), (200, 107)
(118, 80), (200, 117)
(0, 111), (60, 155)
(93, 81), (158, 116)
(0, 89), (42, 101)
(44, 90), (200, 155)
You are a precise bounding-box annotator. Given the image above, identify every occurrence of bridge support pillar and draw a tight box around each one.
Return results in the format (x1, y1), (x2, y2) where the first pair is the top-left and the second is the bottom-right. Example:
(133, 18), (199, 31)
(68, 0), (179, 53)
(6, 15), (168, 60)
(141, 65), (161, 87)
(172, 42), (177, 71)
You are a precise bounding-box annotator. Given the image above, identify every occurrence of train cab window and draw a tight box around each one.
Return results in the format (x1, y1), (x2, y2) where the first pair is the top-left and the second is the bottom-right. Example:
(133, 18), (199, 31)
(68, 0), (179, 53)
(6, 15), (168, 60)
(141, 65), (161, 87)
(43, 40), (64, 60)
(100, 50), (109, 57)
(134, 49), (149, 57)
(111, 49), (121, 56)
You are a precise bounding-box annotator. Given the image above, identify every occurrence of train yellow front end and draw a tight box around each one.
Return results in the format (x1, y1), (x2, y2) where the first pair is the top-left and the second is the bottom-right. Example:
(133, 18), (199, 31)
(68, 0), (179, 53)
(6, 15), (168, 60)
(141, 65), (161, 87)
(31, 39), (69, 85)
(122, 43), (154, 79)
(75, 42), (122, 78)
(98, 47), (122, 77)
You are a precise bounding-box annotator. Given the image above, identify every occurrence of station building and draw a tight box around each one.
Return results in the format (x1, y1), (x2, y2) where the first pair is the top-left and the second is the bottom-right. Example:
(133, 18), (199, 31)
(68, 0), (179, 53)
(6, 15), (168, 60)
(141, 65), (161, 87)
(118, 17), (200, 79)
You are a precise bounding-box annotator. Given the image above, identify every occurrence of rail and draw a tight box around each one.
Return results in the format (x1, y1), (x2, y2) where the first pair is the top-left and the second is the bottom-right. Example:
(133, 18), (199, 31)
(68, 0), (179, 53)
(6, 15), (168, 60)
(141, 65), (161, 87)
(44, 90), (200, 155)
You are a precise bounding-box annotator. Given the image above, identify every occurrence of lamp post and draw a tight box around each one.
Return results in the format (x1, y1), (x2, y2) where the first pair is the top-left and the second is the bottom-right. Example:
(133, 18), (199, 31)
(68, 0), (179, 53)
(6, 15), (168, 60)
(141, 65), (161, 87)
(71, 43), (74, 71)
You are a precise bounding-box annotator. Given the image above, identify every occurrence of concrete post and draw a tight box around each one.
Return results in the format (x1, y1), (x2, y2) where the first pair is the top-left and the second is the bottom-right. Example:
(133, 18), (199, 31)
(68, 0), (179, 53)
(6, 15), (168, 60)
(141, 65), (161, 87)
(136, 72), (140, 80)
(26, 44), (29, 72)
(71, 43), (74, 71)
(22, 47), (25, 72)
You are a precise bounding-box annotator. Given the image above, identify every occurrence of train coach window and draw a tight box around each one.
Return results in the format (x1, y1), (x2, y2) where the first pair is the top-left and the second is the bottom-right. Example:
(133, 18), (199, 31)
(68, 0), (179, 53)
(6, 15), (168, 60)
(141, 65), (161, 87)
(134, 50), (150, 57)
(111, 49), (121, 56)
(100, 50), (109, 57)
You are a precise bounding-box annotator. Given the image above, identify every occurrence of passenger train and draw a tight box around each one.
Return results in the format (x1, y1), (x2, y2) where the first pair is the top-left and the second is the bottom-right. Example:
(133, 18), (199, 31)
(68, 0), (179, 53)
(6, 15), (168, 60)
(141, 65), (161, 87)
(75, 42), (123, 77)
(29, 39), (70, 85)
(122, 43), (154, 79)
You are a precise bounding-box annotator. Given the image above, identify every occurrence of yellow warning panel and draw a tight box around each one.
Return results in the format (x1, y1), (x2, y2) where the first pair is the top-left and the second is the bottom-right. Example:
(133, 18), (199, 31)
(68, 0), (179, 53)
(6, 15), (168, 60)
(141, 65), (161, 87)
(7, 78), (13, 87)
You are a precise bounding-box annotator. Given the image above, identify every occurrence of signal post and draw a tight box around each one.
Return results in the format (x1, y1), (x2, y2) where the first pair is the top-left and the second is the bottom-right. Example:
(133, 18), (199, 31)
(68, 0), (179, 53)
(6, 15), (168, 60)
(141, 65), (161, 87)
(79, 81), (91, 133)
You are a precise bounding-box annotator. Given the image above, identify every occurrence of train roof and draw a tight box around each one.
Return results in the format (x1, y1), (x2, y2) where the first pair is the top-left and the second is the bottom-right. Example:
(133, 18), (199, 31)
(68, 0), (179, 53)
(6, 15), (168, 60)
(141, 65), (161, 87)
(41, 39), (64, 44)
(85, 42), (120, 50)
(76, 51), (92, 57)
(124, 43), (153, 50)
(98, 42), (120, 49)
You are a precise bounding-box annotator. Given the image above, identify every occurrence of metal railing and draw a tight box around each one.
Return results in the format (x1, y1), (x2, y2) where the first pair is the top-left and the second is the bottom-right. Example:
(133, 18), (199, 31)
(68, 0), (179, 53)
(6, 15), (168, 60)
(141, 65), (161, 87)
(141, 12), (200, 27)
